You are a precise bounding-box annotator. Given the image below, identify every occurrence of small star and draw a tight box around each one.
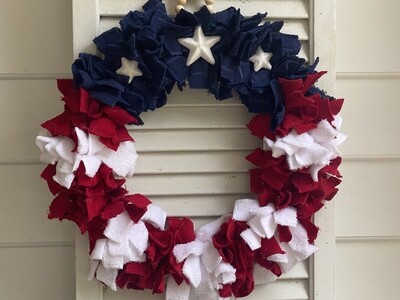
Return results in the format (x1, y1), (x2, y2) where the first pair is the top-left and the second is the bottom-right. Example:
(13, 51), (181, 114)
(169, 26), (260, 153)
(116, 57), (142, 83)
(249, 47), (273, 72)
(178, 27), (221, 66)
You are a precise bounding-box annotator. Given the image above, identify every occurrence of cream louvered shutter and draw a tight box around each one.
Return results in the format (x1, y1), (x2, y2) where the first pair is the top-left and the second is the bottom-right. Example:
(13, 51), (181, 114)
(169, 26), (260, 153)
(74, 1), (336, 299)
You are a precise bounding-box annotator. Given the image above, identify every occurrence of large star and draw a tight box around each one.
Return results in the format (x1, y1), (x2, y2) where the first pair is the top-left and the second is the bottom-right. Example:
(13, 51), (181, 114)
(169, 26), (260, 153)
(178, 27), (221, 66)
(249, 47), (273, 72)
(116, 57), (143, 83)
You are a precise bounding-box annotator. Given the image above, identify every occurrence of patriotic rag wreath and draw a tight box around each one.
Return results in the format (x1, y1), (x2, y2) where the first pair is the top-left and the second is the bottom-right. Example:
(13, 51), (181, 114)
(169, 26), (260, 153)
(36, 0), (346, 299)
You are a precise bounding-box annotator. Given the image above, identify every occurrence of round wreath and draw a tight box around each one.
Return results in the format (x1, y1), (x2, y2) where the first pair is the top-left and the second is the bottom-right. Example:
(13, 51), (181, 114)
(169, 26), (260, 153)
(36, 1), (346, 299)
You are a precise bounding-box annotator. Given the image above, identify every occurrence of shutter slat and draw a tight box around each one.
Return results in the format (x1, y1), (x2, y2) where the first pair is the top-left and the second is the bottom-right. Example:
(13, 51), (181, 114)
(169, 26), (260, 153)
(147, 194), (247, 217)
(299, 42), (309, 61)
(99, 17), (309, 41)
(137, 151), (252, 174)
(281, 261), (308, 280)
(98, 17), (309, 60)
(137, 106), (253, 130)
(99, 0), (309, 19)
(126, 173), (250, 196)
(245, 279), (309, 299)
(102, 278), (308, 300)
(133, 128), (261, 152)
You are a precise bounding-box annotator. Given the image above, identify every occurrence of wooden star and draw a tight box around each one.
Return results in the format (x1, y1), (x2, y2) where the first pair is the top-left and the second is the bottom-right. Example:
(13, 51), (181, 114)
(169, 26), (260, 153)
(116, 57), (142, 83)
(178, 27), (221, 66)
(249, 47), (273, 72)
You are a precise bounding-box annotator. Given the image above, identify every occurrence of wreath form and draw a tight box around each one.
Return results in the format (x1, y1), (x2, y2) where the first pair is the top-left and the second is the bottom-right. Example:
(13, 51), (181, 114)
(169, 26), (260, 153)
(36, 1), (346, 299)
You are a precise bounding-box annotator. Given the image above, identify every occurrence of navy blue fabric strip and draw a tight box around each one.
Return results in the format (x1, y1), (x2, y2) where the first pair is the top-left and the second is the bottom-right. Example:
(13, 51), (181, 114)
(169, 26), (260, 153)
(71, 0), (319, 129)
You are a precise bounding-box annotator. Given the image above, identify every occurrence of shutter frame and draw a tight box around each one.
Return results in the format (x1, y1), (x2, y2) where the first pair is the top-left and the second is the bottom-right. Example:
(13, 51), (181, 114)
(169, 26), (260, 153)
(72, 1), (337, 299)
(311, 1), (337, 299)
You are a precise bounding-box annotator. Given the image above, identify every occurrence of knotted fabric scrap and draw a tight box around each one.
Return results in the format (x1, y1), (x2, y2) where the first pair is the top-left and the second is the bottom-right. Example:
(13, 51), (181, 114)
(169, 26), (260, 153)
(89, 204), (166, 290)
(264, 116), (346, 181)
(232, 199), (317, 273)
(171, 216), (236, 300)
(36, 128), (138, 188)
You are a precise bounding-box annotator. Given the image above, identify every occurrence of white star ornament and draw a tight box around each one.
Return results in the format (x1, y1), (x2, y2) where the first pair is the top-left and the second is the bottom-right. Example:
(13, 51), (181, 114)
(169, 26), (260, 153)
(249, 47), (273, 72)
(116, 57), (143, 83)
(178, 27), (221, 66)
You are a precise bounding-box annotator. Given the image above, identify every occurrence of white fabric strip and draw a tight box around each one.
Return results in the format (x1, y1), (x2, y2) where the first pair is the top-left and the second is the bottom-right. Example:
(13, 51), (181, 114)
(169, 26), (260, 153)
(263, 116), (347, 181)
(233, 199), (316, 273)
(171, 216), (236, 299)
(36, 128), (138, 188)
(89, 205), (166, 290)
(233, 200), (298, 250)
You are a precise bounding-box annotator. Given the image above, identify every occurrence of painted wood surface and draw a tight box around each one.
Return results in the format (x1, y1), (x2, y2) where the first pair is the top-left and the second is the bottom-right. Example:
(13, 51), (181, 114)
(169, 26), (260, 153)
(73, 0), (315, 299)
(1, 0), (398, 299)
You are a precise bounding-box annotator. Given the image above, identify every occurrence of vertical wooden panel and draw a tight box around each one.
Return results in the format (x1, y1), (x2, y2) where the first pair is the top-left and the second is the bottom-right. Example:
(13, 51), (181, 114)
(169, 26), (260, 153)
(337, 78), (400, 156)
(0, 246), (75, 300)
(0, 0), (72, 75)
(336, 159), (400, 237)
(0, 1), (76, 300)
(0, 165), (75, 243)
(73, 0), (99, 56)
(335, 0), (400, 298)
(0, 80), (63, 163)
(72, 1), (103, 297)
(336, 240), (400, 300)
(312, 1), (336, 299)
(336, 0), (400, 73)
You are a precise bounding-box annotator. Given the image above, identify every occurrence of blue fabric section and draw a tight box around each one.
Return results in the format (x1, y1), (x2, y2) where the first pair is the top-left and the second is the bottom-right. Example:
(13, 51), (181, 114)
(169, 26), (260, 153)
(71, 0), (319, 129)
